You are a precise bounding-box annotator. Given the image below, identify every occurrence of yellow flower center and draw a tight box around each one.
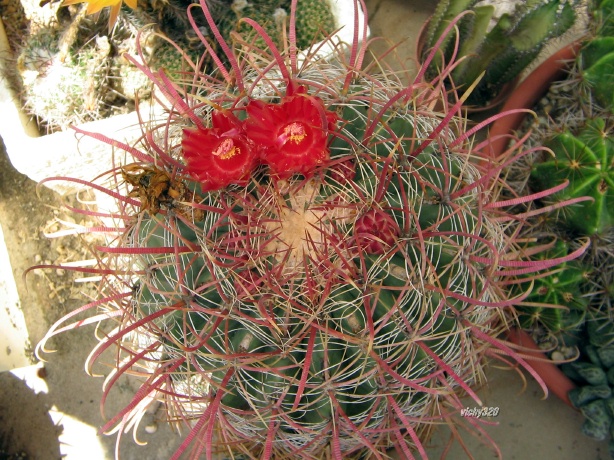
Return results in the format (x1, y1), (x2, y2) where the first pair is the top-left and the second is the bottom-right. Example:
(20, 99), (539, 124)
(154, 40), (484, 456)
(213, 138), (240, 160)
(282, 122), (307, 144)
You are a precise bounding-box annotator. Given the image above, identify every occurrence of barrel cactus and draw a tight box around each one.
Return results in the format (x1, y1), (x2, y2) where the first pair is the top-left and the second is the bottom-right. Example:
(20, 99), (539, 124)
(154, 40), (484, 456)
(530, 117), (614, 237)
(36, 1), (578, 458)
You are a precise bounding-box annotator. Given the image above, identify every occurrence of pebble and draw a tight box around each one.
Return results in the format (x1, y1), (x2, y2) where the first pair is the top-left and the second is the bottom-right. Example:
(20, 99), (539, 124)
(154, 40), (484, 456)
(560, 346), (577, 360)
(145, 423), (157, 434)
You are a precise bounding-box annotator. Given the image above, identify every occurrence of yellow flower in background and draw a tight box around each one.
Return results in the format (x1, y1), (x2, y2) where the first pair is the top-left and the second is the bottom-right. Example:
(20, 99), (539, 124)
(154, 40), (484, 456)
(62, 0), (137, 31)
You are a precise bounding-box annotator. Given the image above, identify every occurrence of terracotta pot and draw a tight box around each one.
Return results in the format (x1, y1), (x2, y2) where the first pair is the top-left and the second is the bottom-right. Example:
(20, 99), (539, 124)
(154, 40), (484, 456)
(481, 41), (583, 159)
(506, 328), (576, 407)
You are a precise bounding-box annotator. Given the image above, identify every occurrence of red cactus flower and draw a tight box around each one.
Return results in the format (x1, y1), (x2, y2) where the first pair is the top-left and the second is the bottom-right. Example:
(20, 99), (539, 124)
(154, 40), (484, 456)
(246, 91), (337, 177)
(182, 111), (257, 191)
(354, 209), (401, 254)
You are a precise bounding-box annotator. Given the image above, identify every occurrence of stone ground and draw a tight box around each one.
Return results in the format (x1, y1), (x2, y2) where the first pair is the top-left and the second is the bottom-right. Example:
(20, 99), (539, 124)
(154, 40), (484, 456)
(0, 0), (610, 459)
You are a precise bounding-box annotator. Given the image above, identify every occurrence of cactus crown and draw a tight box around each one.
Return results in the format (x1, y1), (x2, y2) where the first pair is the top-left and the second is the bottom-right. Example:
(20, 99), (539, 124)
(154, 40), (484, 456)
(35, 1), (580, 458)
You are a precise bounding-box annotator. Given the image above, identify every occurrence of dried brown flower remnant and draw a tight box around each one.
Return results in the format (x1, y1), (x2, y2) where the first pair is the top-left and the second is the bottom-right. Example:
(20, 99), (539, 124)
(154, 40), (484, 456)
(121, 164), (203, 220)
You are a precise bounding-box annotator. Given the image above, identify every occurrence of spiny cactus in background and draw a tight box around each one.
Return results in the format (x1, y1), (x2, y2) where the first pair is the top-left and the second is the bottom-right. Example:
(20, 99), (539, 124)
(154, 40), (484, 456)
(20, 0), (335, 131)
(579, 0), (614, 112)
(511, 117), (614, 332)
(504, 0), (614, 337)
(515, 240), (589, 333)
(530, 118), (614, 237)
(120, 0), (203, 49)
(230, 0), (335, 52)
(594, 0), (614, 35)
(34, 1), (581, 458)
(422, 0), (578, 106)
(16, 5), (156, 131)
(17, 25), (117, 131)
(125, 0), (336, 66)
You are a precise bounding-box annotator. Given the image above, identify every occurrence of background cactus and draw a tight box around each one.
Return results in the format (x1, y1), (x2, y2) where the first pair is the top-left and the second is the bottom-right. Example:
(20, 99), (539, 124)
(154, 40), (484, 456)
(422, 0), (579, 107)
(35, 1), (579, 458)
(501, 0), (614, 453)
(233, 0), (335, 50)
(530, 117), (614, 237)
(515, 240), (589, 333)
(16, 7), (152, 131)
(578, 0), (614, 112)
(13, 0), (335, 132)
(561, 309), (614, 458)
(510, 0), (614, 334)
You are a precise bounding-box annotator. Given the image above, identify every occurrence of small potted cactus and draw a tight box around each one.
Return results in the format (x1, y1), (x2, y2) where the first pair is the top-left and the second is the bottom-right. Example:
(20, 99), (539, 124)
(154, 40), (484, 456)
(32, 1), (586, 458)
(418, 0), (580, 108)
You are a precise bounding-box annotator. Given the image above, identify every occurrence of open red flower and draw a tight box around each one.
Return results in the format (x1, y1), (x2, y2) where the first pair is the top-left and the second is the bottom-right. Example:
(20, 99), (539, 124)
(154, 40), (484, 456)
(182, 111), (257, 191)
(246, 92), (337, 177)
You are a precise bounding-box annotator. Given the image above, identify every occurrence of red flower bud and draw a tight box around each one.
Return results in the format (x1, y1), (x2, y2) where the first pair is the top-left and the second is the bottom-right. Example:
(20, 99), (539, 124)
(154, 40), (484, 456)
(354, 209), (400, 254)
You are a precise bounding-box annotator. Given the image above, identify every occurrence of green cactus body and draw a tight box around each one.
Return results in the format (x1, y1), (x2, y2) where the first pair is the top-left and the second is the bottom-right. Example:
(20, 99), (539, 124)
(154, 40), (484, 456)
(485, 0), (576, 86)
(580, 37), (614, 112)
(595, 0), (614, 36)
(233, 0), (335, 51)
(531, 118), (614, 237)
(293, 0), (336, 47)
(424, 0), (478, 59)
(231, 0), (288, 48)
(18, 27), (113, 131)
(516, 241), (588, 332)
(128, 101), (500, 453)
(509, 2), (614, 452)
(450, 5), (494, 82)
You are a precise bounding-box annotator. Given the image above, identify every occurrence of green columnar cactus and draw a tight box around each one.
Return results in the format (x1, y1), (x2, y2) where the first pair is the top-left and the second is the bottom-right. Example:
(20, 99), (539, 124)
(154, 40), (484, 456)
(35, 1), (579, 458)
(423, 0), (578, 106)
